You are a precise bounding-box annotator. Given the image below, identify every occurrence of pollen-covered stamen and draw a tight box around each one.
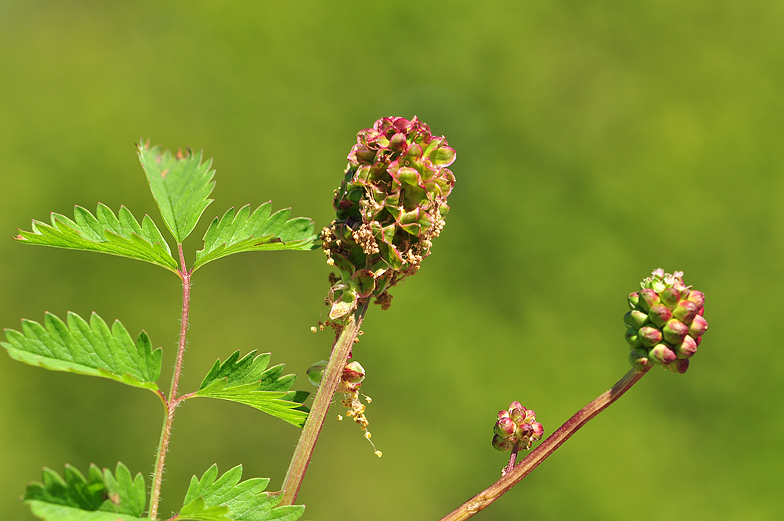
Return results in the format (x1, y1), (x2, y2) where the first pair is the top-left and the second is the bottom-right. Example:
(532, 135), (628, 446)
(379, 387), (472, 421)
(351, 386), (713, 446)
(352, 223), (380, 255)
(334, 360), (381, 456)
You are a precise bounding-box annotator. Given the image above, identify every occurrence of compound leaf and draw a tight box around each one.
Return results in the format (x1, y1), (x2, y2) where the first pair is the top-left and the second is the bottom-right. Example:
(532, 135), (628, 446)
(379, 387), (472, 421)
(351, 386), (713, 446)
(193, 351), (308, 427)
(24, 463), (147, 520)
(2, 312), (161, 392)
(193, 203), (317, 271)
(15, 204), (178, 272)
(177, 465), (303, 521)
(138, 140), (215, 244)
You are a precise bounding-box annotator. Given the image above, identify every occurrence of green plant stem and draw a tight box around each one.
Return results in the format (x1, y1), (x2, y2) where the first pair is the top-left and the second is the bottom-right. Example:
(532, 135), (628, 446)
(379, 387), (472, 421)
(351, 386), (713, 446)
(438, 368), (648, 521)
(149, 244), (192, 520)
(278, 300), (370, 505)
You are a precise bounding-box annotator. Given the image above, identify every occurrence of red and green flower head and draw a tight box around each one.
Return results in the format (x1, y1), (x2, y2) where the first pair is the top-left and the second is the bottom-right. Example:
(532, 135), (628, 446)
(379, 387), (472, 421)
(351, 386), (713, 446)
(492, 401), (544, 453)
(322, 116), (456, 319)
(624, 269), (708, 373)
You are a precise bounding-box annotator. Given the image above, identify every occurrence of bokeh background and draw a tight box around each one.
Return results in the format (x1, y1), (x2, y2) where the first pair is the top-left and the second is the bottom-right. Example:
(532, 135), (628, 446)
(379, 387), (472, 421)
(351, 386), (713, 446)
(1, 1), (782, 520)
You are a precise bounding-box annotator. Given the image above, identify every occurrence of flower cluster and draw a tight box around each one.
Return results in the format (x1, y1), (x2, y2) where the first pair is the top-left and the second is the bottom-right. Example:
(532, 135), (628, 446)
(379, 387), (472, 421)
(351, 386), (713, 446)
(321, 116), (456, 320)
(624, 269), (708, 373)
(306, 360), (381, 457)
(492, 401), (544, 452)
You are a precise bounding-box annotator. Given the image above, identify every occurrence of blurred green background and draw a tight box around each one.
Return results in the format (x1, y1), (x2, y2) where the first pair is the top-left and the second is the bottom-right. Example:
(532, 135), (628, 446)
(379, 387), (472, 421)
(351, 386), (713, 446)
(1, 1), (782, 520)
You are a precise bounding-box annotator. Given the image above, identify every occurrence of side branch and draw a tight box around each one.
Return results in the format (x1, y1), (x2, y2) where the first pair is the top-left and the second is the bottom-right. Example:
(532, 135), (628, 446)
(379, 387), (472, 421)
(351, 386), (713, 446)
(439, 368), (647, 521)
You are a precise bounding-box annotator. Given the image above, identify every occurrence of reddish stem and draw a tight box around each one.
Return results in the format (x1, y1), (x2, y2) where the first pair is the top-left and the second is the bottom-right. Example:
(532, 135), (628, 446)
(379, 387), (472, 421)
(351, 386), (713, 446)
(278, 301), (370, 505)
(438, 368), (647, 521)
(149, 244), (191, 520)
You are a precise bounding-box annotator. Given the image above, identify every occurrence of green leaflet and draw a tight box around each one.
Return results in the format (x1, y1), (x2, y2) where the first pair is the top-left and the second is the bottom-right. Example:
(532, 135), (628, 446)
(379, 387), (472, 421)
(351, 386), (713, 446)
(138, 140), (215, 244)
(2, 312), (161, 392)
(25, 463), (147, 520)
(193, 203), (318, 271)
(15, 204), (178, 272)
(178, 465), (304, 521)
(193, 351), (308, 427)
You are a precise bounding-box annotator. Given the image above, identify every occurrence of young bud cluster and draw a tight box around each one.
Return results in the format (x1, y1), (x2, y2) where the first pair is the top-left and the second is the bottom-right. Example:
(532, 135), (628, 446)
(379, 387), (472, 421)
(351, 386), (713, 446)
(624, 269), (708, 373)
(321, 116), (456, 320)
(492, 401), (544, 452)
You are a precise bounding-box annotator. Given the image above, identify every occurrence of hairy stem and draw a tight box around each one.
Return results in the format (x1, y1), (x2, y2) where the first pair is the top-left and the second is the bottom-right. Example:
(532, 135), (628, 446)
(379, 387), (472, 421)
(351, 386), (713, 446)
(439, 368), (647, 521)
(149, 244), (192, 520)
(278, 300), (370, 505)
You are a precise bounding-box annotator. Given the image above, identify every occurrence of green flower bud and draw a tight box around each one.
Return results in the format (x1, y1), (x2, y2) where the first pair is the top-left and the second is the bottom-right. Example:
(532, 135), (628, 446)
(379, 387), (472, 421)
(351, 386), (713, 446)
(343, 361), (366, 384)
(492, 434), (516, 452)
(673, 300), (698, 324)
(647, 304), (673, 328)
(628, 292), (641, 310)
(659, 287), (682, 310)
(688, 315), (709, 338)
(668, 358), (690, 374)
(662, 318), (689, 345)
(650, 343), (677, 364)
(686, 290), (705, 309)
(625, 327), (641, 347)
(624, 309), (649, 329)
(629, 348), (653, 371)
(674, 335), (698, 359)
(638, 326), (663, 348)
(638, 289), (661, 311)
(494, 417), (516, 438)
(306, 360), (328, 387)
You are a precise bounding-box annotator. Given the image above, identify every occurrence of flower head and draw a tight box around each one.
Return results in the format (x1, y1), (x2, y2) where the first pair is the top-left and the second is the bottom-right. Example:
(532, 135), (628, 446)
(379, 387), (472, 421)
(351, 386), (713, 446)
(625, 269), (708, 373)
(492, 401), (544, 453)
(322, 116), (455, 319)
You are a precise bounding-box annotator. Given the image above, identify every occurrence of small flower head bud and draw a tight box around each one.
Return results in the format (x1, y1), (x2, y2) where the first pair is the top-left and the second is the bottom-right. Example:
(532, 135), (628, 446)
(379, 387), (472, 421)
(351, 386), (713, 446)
(624, 269), (708, 373)
(492, 401), (544, 453)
